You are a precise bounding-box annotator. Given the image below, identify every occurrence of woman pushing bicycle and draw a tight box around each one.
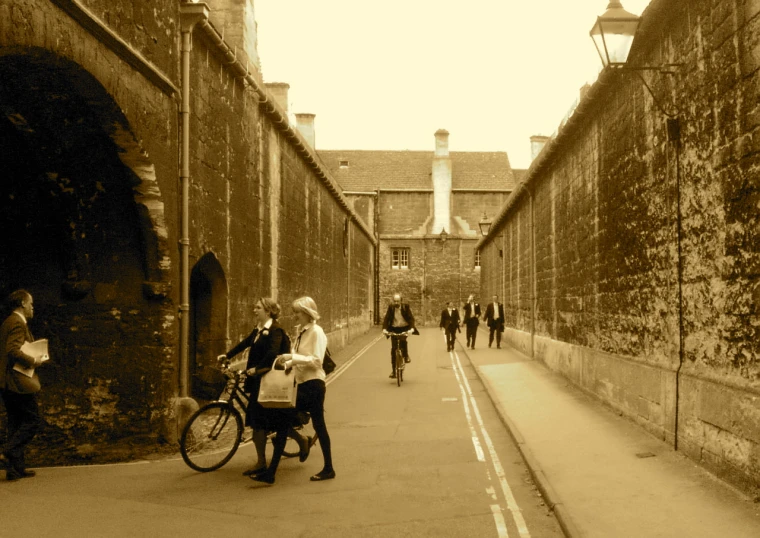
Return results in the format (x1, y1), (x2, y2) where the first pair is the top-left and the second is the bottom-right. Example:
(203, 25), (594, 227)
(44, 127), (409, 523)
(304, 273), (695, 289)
(253, 296), (336, 484)
(217, 297), (309, 480)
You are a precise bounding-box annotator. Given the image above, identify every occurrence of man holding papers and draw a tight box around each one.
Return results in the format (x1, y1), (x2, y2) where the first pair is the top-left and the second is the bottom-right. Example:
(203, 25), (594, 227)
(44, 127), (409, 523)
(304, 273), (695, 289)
(0, 290), (47, 480)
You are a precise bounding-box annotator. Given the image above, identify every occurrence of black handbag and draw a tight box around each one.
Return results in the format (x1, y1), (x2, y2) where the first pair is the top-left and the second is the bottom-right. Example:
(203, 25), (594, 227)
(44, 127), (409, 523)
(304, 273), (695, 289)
(322, 347), (336, 375)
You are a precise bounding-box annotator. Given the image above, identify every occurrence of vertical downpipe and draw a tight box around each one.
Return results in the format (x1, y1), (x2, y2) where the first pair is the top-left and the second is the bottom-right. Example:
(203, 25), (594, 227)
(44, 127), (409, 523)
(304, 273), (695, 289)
(672, 122), (684, 451)
(530, 192), (536, 359)
(179, 4), (209, 399)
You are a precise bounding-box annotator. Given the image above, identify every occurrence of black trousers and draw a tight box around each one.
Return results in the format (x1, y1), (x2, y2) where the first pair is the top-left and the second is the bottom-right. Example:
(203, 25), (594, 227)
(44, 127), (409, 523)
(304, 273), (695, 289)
(489, 325), (503, 347)
(388, 326), (409, 369)
(296, 379), (333, 471)
(444, 327), (457, 350)
(0, 388), (42, 471)
(465, 320), (479, 347)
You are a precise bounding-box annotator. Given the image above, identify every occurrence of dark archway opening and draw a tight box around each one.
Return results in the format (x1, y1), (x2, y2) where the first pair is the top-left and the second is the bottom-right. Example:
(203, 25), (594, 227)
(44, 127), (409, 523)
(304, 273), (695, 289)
(0, 48), (171, 462)
(190, 253), (228, 399)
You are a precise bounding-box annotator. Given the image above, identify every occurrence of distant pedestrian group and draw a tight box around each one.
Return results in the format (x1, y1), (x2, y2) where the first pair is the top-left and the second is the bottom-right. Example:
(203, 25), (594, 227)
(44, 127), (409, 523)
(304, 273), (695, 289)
(436, 293), (505, 351)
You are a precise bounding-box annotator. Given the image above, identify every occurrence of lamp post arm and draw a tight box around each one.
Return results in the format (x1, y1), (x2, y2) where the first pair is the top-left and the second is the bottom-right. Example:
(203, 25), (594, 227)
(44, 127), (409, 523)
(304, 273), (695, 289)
(633, 69), (680, 119)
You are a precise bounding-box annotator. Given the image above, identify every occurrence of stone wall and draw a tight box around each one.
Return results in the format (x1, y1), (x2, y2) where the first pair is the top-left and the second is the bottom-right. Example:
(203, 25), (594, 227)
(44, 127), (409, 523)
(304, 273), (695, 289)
(480, 0), (760, 494)
(0, 0), (375, 464)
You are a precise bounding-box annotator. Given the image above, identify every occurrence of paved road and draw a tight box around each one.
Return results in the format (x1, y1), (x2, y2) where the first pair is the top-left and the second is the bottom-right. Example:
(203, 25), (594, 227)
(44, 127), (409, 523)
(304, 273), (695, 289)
(0, 328), (564, 537)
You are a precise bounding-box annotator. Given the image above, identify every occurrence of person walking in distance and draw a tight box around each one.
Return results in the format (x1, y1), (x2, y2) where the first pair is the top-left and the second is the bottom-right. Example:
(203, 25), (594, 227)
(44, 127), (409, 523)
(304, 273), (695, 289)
(439, 301), (461, 352)
(484, 294), (505, 349)
(381, 293), (418, 378)
(463, 294), (481, 349)
(0, 290), (47, 480)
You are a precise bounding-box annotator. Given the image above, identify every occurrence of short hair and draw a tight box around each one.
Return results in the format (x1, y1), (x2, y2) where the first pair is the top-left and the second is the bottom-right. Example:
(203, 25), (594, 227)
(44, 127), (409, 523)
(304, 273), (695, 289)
(7, 289), (31, 310)
(292, 296), (320, 321)
(258, 297), (280, 319)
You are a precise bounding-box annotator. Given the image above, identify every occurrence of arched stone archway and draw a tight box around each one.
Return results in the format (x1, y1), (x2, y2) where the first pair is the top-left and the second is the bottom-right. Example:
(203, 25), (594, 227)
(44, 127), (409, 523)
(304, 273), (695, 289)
(0, 48), (174, 463)
(190, 252), (229, 399)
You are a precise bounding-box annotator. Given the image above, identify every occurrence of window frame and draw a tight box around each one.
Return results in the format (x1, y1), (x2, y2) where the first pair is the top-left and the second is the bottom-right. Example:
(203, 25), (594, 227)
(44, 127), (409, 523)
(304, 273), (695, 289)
(391, 247), (410, 270)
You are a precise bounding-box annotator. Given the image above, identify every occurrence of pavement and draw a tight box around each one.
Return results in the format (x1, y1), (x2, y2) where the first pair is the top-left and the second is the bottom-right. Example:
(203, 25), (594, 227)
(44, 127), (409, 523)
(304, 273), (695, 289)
(464, 329), (760, 538)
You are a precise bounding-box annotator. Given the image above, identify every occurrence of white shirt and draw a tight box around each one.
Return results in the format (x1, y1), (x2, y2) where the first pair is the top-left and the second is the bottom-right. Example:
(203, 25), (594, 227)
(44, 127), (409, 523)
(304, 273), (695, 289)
(284, 322), (327, 384)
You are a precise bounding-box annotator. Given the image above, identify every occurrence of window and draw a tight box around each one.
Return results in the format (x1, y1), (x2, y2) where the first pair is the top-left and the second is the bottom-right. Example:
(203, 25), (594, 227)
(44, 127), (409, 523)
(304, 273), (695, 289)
(391, 248), (410, 269)
(339, 160), (349, 168)
(474, 250), (481, 268)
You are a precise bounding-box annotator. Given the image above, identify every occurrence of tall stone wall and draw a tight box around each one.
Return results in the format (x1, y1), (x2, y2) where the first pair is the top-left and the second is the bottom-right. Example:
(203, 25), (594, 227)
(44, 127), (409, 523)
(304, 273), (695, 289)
(480, 0), (760, 494)
(0, 0), (375, 464)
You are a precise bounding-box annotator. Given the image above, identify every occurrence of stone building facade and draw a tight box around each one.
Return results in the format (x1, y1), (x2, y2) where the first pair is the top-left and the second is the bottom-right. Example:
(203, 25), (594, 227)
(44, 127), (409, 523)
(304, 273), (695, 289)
(0, 0), (375, 464)
(478, 0), (760, 494)
(320, 130), (515, 325)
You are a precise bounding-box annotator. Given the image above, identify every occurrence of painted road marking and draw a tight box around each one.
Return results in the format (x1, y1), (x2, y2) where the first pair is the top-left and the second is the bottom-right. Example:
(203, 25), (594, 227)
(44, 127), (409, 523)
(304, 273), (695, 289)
(491, 504), (510, 537)
(325, 334), (384, 387)
(451, 348), (531, 538)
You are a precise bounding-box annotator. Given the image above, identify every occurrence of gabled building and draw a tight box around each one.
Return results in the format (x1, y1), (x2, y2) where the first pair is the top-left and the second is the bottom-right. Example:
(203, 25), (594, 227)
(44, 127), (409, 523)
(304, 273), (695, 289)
(319, 130), (516, 325)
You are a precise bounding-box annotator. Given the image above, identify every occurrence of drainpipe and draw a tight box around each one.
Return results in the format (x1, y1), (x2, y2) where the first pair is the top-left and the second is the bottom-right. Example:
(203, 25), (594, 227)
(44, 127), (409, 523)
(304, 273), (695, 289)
(179, 2), (209, 399)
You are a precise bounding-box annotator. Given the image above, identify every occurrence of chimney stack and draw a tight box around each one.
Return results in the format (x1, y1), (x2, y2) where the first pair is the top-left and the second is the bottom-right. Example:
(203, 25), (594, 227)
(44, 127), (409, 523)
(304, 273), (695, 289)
(530, 135), (550, 162)
(295, 113), (316, 149)
(432, 129), (452, 234)
(434, 128), (450, 157)
(264, 82), (290, 115)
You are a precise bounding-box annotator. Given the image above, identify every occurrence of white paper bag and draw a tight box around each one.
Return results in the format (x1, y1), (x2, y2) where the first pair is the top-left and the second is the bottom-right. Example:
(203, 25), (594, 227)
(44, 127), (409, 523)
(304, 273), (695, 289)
(257, 368), (297, 408)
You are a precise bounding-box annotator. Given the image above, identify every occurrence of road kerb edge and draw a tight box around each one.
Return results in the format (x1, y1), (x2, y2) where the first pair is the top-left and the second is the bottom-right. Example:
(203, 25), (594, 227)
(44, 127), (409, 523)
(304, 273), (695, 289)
(468, 359), (585, 538)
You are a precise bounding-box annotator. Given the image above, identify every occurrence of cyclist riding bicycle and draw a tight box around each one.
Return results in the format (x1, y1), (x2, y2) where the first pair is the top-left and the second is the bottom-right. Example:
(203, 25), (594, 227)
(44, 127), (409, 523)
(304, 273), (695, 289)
(382, 293), (419, 378)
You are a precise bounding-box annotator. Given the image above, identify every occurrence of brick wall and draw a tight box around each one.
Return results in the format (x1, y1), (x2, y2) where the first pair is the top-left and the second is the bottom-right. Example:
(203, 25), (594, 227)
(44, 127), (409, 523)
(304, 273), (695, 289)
(480, 0), (760, 494)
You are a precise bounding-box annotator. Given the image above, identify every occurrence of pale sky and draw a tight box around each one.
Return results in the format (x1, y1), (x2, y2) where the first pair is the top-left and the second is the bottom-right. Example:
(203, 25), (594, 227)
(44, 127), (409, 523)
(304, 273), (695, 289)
(254, 0), (652, 169)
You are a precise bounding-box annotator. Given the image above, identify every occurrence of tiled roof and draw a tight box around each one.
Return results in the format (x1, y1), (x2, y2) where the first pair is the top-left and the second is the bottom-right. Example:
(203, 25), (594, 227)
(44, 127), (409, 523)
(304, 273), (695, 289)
(318, 150), (516, 192)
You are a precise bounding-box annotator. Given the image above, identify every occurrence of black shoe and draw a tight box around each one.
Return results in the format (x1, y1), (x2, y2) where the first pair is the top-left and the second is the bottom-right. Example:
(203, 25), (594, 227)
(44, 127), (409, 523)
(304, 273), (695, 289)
(6, 470), (20, 481)
(250, 472), (275, 484)
(389, 371), (396, 378)
(310, 469), (336, 481)
(299, 436), (312, 463)
(16, 469), (35, 479)
(243, 466), (267, 477)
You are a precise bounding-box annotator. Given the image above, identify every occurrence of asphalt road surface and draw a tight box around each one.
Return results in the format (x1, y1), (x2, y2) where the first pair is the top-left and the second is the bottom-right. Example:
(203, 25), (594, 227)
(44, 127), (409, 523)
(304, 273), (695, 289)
(1, 328), (565, 537)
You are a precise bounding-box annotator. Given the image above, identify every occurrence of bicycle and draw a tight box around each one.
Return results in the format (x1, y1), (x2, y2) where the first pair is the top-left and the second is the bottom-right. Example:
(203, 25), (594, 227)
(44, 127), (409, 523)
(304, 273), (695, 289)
(179, 358), (316, 472)
(384, 331), (411, 387)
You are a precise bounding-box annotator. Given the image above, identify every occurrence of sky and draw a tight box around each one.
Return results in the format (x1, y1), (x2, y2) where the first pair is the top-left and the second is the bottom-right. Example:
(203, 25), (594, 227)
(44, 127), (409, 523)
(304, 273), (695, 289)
(254, 0), (652, 169)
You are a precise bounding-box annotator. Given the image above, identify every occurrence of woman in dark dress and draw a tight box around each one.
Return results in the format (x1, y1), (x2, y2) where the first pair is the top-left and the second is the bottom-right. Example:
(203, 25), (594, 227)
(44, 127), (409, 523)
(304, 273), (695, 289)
(219, 297), (302, 477)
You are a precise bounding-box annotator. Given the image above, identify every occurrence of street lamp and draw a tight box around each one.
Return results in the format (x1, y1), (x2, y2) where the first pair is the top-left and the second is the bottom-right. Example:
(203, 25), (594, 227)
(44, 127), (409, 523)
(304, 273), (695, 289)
(589, 1), (640, 69)
(478, 212), (492, 237)
(439, 229), (448, 243)
(589, 0), (681, 126)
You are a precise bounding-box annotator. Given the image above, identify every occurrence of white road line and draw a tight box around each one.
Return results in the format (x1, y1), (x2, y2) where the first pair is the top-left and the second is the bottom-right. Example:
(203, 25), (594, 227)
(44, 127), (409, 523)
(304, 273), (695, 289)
(325, 334), (384, 386)
(449, 355), (486, 462)
(491, 504), (510, 538)
(452, 350), (532, 538)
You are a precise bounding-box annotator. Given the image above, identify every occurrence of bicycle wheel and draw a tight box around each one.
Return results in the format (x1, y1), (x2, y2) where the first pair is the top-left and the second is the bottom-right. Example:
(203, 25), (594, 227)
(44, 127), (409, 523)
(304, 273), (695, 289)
(395, 350), (403, 387)
(180, 402), (243, 472)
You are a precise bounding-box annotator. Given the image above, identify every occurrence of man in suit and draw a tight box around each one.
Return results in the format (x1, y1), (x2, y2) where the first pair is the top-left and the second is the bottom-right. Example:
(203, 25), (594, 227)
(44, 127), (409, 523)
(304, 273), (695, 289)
(0, 290), (46, 480)
(439, 301), (461, 351)
(382, 293), (419, 378)
(483, 294), (505, 349)
(463, 294), (481, 349)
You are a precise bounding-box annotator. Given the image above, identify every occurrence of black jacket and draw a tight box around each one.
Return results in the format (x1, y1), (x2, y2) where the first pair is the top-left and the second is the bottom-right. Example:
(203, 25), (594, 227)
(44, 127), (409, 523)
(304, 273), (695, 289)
(224, 319), (289, 392)
(439, 308), (461, 332)
(382, 303), (419, 334)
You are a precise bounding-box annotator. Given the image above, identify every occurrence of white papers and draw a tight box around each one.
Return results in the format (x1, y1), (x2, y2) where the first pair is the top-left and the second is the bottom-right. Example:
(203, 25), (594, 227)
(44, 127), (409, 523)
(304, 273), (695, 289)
(13, 339), (49, 377)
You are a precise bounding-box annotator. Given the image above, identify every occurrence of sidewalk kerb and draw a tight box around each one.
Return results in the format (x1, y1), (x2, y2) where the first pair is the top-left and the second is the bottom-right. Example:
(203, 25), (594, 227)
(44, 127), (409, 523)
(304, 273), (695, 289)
(462, 345), (584, 538)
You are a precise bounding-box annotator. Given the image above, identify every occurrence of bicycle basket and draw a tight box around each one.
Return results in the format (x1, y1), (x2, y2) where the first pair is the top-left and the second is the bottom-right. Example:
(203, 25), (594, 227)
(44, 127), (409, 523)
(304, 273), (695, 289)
(193, 366), (228, 400)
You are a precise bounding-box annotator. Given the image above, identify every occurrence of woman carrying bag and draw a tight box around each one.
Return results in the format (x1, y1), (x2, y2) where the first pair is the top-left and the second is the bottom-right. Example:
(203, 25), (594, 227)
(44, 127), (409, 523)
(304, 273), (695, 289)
(219, 297), (307, 479)
(252, 296), (335, 484)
